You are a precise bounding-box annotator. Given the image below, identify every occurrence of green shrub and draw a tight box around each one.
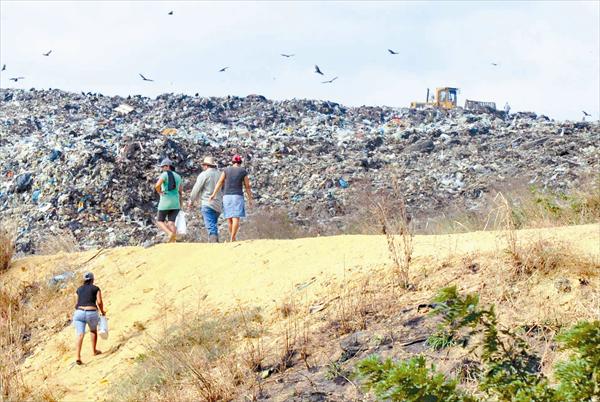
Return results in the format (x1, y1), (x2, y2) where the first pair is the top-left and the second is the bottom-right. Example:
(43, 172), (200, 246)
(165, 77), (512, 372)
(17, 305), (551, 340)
(356, 355), (477, 402)
(356, 287), (599, 402)
(555, 321), (600, 401)
(427, 286), (488, 350)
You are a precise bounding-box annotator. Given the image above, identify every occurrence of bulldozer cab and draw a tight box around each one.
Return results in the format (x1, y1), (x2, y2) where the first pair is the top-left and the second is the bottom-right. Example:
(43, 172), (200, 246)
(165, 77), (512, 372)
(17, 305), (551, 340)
(435, 87), (458, 109)
(410, 87), (458, 110)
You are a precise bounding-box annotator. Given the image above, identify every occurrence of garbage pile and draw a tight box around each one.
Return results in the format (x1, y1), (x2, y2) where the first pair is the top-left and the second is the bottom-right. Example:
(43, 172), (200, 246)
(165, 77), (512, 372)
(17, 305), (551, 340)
(1, 88), (597, 253)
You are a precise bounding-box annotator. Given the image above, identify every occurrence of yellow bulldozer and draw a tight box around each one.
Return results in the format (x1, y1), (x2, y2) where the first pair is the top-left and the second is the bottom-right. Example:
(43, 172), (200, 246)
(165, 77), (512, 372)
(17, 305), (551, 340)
(410, 87), (496, 111)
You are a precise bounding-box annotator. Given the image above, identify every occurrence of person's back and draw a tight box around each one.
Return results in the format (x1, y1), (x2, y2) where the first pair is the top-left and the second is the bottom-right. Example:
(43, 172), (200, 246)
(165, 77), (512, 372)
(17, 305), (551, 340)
(198, 168), (222, 209)
(76, 283), (100, 308)
(159, 170), (182, 210)
(223, 166), (247, 196)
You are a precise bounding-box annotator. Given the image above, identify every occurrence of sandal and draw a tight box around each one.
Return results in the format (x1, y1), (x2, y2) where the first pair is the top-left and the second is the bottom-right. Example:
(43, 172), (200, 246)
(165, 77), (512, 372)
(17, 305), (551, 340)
(94, 350), (102, 356)
(76, 359), (83, 365)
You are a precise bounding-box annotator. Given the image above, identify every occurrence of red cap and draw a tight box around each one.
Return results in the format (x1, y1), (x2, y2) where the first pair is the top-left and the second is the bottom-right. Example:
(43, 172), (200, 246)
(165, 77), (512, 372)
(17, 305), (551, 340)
(232, 154), (243, 163)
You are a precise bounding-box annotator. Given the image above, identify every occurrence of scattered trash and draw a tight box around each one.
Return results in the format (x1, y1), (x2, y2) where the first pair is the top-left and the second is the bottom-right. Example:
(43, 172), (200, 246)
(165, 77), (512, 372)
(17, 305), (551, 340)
(114, 104), (134, 115)
(0, 88), (597, 254)
(48, 271), (75, 287)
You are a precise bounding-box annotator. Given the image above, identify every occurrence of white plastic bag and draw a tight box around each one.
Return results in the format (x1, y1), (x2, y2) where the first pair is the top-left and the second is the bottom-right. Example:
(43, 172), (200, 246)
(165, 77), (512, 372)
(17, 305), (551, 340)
(175, 211), (187, 235)
(98, 315), (109, 339)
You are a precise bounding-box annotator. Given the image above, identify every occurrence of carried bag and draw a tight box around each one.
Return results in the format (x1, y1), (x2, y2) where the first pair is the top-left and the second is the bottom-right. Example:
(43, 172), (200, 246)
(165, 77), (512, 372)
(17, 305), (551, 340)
(98, 315), (109, 339)
(175, 211), (187, 235)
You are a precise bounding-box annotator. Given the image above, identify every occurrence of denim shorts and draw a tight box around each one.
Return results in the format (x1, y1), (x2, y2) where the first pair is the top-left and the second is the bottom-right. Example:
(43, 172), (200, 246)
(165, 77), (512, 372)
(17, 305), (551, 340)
(223, 195), (245, 218)
(73, 309), (99, 335)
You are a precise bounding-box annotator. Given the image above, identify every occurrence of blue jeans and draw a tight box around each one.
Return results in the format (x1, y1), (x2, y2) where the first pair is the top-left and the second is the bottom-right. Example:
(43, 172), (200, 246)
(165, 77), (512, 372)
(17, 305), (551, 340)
(201, 206), (220, 236)
(73, 310), (99, 335)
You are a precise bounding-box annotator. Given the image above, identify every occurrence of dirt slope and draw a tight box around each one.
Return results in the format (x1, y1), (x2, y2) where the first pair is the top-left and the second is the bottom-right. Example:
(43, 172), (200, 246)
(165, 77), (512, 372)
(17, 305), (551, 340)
(3, 224), (599, 401)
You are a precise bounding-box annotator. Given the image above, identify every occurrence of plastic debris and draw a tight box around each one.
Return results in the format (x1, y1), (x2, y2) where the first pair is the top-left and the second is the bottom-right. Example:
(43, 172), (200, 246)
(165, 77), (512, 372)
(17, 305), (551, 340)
(0, 88), (597, 253)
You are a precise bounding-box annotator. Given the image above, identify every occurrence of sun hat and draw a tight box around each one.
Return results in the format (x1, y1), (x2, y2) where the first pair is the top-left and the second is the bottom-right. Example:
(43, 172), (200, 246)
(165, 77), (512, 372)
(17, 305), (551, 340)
(83, 272), (94, 281)
(232, 154), (242, 163)
(159, 157), (173, 167)
(202, 156), (217, 167)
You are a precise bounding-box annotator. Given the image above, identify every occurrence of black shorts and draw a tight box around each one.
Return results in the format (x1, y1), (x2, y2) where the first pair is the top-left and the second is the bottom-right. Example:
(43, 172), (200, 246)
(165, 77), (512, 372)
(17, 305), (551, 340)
(157, 209), (179, 222)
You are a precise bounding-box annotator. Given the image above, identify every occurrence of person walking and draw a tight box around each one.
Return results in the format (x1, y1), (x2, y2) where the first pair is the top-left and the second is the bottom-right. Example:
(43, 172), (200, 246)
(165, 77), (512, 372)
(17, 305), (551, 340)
(154, 157), (183, 243)
(209, 154), (253, 242)
(504, 102), (511, 120)
(73, 272), (106, 365)
(188, 156), (222, 243)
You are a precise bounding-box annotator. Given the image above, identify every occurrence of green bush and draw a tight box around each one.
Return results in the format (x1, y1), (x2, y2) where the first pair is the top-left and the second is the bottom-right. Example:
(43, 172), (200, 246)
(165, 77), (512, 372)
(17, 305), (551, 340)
(555, 321), (600, 401)
(356, 287), (600, 402)
(426, 286), (488, 350)
(356, 355), (476, 402)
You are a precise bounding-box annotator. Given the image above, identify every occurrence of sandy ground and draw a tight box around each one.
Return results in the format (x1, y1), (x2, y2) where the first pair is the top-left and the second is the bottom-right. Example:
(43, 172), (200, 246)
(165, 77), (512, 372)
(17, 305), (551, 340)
(2, 224), (599, 401)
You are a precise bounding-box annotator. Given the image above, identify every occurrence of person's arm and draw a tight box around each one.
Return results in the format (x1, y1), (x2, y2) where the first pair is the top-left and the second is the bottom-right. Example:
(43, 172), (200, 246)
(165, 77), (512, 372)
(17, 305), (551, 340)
(209, 172), (226, 201)
(97, 289), (106, 316)
(188, 174), (205, 208)
(244, 175), (253, 207)
(179, 179), (184, 204)
(154, 174), (165, 195)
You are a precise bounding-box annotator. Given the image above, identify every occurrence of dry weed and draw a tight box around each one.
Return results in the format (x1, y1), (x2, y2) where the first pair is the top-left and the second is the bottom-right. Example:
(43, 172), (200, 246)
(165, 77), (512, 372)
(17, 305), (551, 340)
(371, 180), (414, 288)
(0, 286), (31, 401)
(0, 227), (15, 272)
(510, 240), (600, 279)
(243, 207), (306, 240)
(112, 312), (250, 401)
(36, 229), (79, 255)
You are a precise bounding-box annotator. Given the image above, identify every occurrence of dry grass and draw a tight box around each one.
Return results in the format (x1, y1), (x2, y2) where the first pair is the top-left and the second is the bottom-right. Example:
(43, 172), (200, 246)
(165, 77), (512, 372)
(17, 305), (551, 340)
(419, 179), (600, 235)
(36, 229), (79, 255)
(244, 207), (308, 240)
(340, 176), (600, 237)
(509, 240), (600, 279)
(111, 309), (265, 401)
(0, 227), (15, 273)
(0, 284), (32, 401)
(372, 180), (414, 288)
(0, 266), (78, 401)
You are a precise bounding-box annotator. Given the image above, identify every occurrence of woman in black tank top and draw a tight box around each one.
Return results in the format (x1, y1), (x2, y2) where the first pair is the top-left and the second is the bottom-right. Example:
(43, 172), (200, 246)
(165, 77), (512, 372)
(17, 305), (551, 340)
(73, 272), (106, 365)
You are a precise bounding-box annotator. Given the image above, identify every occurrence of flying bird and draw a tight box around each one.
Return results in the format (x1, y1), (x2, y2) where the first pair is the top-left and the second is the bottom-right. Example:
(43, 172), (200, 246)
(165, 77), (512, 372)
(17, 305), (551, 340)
(388, 49), (399, 55)
(138, 73), (153, 81)
(9, 77), (25, 82)
(582, 111), (591, 117)
(321, 76), (338, 84)
(280, 53), (295, 58)
(491, 62), (499, 66)
(218, 67), (229, 72)
(314, 65), (324, 75)
(168, 10), (173, 15)
(43, 50), (52, 56)
(1, 64), (5, 71)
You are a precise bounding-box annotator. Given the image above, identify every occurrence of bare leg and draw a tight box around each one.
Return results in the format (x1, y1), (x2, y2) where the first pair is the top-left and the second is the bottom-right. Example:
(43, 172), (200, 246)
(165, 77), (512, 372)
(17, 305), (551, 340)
(227, 218), (233, 242)
(90, 330), (101, 354)
(76, 333), (84, 362)
(231, 218), (241, 242)
(157, 221), (173, 239)
(166, 221), (177, 242)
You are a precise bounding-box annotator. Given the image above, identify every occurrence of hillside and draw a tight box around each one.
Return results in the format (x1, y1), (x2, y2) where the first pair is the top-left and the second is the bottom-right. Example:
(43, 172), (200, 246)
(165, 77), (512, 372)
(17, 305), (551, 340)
(1, 224), (598, 401)
(1, 88), (598, 253)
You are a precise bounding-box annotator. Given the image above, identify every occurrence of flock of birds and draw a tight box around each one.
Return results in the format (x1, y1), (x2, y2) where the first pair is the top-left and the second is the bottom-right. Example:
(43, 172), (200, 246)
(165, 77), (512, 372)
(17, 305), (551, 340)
(0, 9), (407, 88)
(0, 9), (595, 120)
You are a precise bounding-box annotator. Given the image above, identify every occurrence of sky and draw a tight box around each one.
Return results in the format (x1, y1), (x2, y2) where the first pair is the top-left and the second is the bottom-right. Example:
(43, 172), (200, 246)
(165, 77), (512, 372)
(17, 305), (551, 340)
(0, 1), (598, 121)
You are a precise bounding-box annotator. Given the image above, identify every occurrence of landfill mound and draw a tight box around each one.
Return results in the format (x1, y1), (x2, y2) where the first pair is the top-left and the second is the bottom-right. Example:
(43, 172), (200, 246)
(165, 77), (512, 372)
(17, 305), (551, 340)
(3, 224), (599, 401)
(1, 88), (598, 252)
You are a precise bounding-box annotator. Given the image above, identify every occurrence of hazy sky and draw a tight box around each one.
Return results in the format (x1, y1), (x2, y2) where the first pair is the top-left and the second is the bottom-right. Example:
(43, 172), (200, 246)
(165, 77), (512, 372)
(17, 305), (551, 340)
(1, 1), (598, 120)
